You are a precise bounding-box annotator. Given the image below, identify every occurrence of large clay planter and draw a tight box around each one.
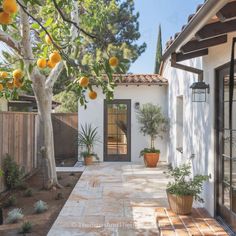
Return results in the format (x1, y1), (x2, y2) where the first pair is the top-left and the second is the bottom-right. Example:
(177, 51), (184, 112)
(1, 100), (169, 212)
(144, 153), (160, 167)
(84, 156), (93, 166)
(167, 192), (193, 215)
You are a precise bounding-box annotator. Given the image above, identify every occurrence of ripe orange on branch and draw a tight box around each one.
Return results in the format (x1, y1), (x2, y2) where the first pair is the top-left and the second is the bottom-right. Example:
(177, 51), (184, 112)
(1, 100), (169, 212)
(0, 12), (12, 25)
(88, 90), (97, 100)
(37, 58), (47, 69)
(2, 0), (18, 14)
(0, 71), (8, 78)
(13, 69), (24, 80)
(79, 76), (89, 87)
(13, 78), (22, 88)
(0, 84), (3, 91)
(47, 60), (56, 69)
(49, 51), (61, 64)
(7, 82), (13, 90)
(109, 56), (119, 67)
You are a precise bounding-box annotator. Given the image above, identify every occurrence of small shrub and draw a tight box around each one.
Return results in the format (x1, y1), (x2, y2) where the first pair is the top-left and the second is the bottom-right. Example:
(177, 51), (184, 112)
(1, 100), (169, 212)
(66, 183), (72, 187)
(4, 195), (17, 208)
(6, 208), (24, 224)
(24, 188), (33, 197)
(34, 200), (48, 214)
(3, 154), (24, 190)
(55, 192), (64, 200)
(18, 221), (32, 234)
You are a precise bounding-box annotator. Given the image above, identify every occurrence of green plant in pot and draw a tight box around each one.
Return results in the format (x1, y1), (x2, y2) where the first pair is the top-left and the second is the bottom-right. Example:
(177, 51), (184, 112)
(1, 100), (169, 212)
(165, 163), (209, 215)
(136, 103), (168, 167)
(78, 123), (100, 165)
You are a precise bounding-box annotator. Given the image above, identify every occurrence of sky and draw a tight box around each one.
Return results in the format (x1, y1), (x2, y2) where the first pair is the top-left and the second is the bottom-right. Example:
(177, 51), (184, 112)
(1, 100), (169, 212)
(129, 0), (203, 74)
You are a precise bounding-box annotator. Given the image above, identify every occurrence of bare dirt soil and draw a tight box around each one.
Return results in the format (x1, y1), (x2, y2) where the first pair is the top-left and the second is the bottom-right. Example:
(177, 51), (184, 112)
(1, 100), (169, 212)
(0, 171), (82, 236)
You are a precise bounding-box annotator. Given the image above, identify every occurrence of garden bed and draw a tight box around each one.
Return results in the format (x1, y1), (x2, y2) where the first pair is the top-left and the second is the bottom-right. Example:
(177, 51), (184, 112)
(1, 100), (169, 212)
(0, 171), (82, 236)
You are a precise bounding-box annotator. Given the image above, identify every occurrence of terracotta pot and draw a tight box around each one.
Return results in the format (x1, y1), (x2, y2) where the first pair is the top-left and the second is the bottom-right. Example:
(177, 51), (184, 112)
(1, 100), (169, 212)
(84, 156), (93, 165)
(143, 153), (160, 167)
(167, 192), (193, 215)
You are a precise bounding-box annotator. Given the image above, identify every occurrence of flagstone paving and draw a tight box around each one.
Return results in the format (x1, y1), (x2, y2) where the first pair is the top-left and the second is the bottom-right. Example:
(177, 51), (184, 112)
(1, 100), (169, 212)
(48, 162), (228, 236)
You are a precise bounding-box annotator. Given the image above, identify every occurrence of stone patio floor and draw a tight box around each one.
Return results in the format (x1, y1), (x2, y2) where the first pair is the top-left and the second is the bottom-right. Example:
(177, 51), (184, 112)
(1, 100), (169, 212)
(48, 162), (228, 236)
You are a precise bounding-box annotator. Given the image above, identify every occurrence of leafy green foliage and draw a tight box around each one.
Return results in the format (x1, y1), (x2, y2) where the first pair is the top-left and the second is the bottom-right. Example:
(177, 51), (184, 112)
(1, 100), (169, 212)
(136, 103), (168, 149)
(139, 148), (160, 157)
(24, 188), (33, 197)
(165, 163), (210, 202)
(78, 0), (146, 72)
(78, 123), (100, 156)
(154, 25), (162, 74)
(19, 221), (33, 234)
(34, 200), (48, 214)
(53, 91), (78, 113)
(3, 154), (25, 190)
(4, 195), (17, 208)
(6, 208), (24, 224)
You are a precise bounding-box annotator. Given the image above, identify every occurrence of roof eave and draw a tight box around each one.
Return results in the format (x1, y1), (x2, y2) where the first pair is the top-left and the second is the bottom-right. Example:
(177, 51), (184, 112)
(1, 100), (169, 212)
(162, 0), (227, 62)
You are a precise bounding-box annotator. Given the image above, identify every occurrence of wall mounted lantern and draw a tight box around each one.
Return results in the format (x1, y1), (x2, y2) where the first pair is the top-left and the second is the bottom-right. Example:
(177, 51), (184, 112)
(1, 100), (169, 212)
(190, 81), (210, 102)
(134, 102), (140, 110)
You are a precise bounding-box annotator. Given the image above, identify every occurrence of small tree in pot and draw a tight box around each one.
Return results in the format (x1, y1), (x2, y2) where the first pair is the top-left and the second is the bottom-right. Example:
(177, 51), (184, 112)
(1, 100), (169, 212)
(165, 163), (209, 215)
(78, 124), (100, 165)
(136, 103), (168, 167)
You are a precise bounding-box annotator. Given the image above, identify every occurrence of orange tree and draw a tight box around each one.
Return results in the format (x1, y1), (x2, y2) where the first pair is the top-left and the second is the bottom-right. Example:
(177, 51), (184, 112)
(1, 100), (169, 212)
(0, 0), (127, 188)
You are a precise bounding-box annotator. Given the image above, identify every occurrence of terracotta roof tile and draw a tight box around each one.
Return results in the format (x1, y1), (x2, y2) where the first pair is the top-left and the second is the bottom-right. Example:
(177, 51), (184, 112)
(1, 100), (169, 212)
(112, 74), (168, 85)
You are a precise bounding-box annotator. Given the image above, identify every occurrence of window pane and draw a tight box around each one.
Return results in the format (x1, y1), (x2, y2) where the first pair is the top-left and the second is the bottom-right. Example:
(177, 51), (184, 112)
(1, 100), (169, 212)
(224, 130), (231, 157)
(118, 145), (127, 154)
(223, 184), (230, 209)
(223, 156), (230, 184)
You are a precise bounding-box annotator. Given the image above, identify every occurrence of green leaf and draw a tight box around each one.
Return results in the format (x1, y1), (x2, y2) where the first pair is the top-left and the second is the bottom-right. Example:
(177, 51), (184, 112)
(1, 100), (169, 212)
(31, 23), (40, 30)
(44, 18), (54, 27)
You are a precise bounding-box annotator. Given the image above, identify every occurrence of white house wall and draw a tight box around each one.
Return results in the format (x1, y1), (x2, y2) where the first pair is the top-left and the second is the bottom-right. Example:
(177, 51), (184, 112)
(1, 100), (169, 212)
(78, 85), (168, 163)
(163, 32), (236, 216)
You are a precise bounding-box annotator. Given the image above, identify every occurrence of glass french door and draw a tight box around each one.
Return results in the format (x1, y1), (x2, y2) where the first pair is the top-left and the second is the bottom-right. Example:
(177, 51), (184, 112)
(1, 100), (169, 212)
(104, 100), (131, 162)
(216, 63), (236, 232)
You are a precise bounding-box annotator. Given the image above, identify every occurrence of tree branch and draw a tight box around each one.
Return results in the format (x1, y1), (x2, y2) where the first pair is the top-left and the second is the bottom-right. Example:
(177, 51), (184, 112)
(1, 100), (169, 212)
(45, 61), (64, 88)
(16, 0), (61, 50)
(52, 0), (96, 40)
(0, 30), (21, 55)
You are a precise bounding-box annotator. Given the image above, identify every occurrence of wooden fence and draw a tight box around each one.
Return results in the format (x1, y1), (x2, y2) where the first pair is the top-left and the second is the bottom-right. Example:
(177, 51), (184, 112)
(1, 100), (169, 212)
(0, 112), (37, 191)
(52, 113), (78, 160)
(0, 112), (78, 192)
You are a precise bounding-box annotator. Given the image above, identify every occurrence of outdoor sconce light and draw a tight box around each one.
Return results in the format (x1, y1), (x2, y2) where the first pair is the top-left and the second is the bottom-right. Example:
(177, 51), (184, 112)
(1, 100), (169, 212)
(134, 102), (140, 110)
(190, 81), (210, 102)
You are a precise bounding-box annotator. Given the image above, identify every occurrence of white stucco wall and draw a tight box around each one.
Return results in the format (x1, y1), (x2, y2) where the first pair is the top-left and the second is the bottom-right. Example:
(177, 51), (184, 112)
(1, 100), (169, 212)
(79, 85), (168, 163)
(162, 32), (236, 216)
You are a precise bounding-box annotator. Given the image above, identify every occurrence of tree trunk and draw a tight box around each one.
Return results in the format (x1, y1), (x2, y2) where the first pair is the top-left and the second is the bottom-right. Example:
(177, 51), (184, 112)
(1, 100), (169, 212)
(31, 71), (61, 189)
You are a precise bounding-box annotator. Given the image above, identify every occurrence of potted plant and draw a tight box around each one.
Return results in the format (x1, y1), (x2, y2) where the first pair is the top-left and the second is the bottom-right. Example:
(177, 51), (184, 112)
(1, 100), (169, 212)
(136, 103), (168, 167)
(165, 163), (209, 215)
(78, 124), (100, 165)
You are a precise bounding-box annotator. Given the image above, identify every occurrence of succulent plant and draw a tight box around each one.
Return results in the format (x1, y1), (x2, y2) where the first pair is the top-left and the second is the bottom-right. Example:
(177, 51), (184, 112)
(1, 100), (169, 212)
(19, 221), (32, 234)
(24, 188), (33, 197)
(6, 208), (24, 223)
(4, 195), (17, 208)
(34, 200), (48, 214)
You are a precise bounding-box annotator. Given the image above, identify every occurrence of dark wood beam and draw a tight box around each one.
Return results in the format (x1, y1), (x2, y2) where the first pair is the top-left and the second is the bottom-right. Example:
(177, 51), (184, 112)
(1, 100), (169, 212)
(181, 35), (227, 53)
(216, 1), (236, 22)
(175, 49), (208, 62)
(196, 19), (236, 40)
